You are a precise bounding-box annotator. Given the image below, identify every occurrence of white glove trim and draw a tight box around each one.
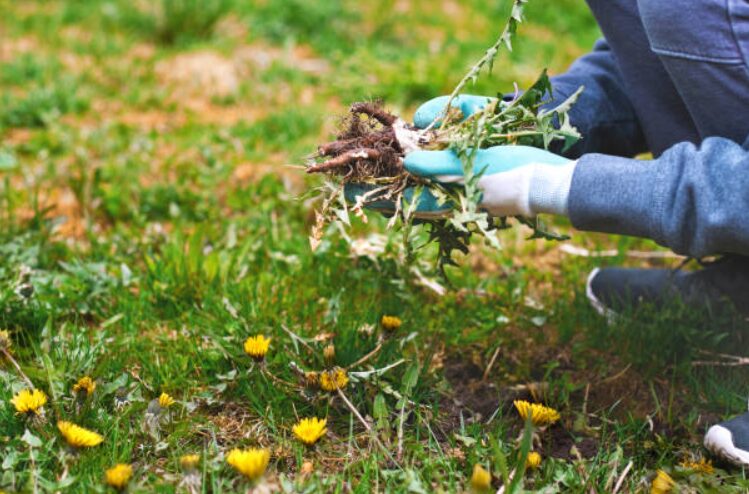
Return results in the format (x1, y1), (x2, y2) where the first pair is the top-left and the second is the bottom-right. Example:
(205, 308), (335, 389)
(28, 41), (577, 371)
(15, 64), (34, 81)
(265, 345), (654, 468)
(432, 160), (577, 217)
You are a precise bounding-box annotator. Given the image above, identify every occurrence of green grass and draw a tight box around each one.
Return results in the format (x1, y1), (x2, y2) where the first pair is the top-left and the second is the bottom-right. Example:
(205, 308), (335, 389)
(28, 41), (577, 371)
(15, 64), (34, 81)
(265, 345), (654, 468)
(1, 0), (749, 492)
(116, 0), (233, 46)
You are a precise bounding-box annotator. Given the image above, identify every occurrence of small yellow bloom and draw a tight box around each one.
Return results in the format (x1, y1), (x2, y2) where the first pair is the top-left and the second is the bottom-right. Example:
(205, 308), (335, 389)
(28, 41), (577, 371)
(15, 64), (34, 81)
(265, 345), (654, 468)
(73, 376), (96, 396)
(319, 367), (349, 392)
(651, 470), (675, 494)
(513, 400), (560, 426)
(226, 448), (270, 481)
(381, 315), (402, 331)
(180, 454), (200, 470)
(57, 420), (104, 448)
(470, 464), (491, 492)
(0, 330), (11, 352)
(158, 392), (176, 408)
(525, 451), (542, 469)
(11, 388), (47, 415)
(679, 457), (713, 474)
(293, 417), (327, 446)
(105, 463), (133, 490)
(244, 335), (271, 360)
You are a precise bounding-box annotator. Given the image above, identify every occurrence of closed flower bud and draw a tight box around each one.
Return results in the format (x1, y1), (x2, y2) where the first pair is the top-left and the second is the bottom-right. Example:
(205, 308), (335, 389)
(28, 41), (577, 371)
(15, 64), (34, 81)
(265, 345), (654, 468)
(323, 344), (335, 365)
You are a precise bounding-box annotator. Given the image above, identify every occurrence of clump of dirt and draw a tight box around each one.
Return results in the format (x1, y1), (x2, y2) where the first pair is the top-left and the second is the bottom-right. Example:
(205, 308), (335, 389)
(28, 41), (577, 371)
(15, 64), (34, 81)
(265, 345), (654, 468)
(437, 351), (603, 460)
(544, 425), (599, 460)
(438, 355), (551, 431)
(441, 356), (500, 424)
(306, 102), (413, 180)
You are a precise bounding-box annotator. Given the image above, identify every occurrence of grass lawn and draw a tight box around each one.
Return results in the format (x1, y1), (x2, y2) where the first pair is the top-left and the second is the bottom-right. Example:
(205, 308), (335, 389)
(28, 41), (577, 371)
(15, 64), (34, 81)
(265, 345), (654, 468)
(1, 0), (749, 492)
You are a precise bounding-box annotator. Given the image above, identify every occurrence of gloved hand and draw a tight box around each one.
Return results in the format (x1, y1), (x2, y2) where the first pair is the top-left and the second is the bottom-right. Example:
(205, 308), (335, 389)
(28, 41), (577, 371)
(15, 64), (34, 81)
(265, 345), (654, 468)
(413, 94), (497, 128)
(404, 146), (576, 217)
(345, 94), (577, 219)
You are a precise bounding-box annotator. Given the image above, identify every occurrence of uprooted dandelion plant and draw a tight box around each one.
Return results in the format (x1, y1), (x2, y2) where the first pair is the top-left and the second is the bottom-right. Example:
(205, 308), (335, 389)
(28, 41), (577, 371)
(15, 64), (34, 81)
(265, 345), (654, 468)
(307, 0), (583, 273)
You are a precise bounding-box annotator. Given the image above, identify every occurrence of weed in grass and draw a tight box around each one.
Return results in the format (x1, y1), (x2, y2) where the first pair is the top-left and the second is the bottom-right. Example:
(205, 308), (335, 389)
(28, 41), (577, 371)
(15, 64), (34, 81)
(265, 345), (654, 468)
(0, 79), (88, 129)
(307, 1), (579, 274)
(0, 54), (60, 86)
(245, 0), (358, 55)
(113, 0), (231, 45)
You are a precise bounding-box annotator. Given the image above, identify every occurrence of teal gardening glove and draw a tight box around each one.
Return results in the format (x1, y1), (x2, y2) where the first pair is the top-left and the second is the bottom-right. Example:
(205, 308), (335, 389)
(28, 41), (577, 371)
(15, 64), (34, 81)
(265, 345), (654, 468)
(346, 95), (577, 218)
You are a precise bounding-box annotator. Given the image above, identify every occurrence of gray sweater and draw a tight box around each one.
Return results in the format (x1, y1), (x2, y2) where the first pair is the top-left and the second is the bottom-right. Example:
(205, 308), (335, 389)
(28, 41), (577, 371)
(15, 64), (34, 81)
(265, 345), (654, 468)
(552, 0), (749, 257)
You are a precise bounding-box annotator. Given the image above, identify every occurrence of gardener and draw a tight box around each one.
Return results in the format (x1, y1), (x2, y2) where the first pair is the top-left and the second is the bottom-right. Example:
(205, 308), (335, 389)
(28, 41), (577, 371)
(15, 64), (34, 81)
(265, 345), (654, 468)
(389, 0), (749, 466)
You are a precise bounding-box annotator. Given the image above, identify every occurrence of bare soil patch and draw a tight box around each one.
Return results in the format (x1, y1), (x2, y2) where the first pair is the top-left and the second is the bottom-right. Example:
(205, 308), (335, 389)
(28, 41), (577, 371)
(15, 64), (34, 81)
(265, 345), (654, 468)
(156, 50), (241, 99)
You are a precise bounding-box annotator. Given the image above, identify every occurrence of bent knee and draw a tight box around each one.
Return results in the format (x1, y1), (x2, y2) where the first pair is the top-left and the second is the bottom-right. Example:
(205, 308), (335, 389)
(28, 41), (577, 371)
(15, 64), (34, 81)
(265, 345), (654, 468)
(638, 0), (744, 63)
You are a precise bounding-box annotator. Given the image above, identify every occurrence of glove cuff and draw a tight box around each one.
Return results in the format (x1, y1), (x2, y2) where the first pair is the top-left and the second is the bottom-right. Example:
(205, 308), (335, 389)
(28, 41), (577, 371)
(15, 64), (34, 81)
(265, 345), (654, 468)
(528, 161), (577, 216)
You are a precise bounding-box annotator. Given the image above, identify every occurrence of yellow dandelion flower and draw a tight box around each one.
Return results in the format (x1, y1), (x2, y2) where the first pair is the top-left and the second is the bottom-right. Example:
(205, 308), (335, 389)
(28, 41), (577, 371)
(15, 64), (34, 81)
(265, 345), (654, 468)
(158, 392), (176, 408)
(293, 417), (327, 446)
(244, 335), (271, 360)
(651, 470), (675, 494)
(57, 420), (104, 448)
(0, 330), (11, 352)
(679, 457), (713, 474)
(525, 451), (542, 469)
(513, 400), (560, 426)
(226, 448), (270, 481)
(470, 464), (491, 492)
(180, 454), (200, 470)
(73, 376), (96, 396)
(105, 463), (133, 490)
(381, 315), (402, 332)
(11, 388), (47, 415)
(319, 367), (349, 392)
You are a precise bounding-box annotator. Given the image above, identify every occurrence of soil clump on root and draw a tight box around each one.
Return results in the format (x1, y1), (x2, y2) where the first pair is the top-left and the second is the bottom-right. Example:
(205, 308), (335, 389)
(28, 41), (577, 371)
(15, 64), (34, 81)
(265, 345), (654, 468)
(307, 102), (410, 181)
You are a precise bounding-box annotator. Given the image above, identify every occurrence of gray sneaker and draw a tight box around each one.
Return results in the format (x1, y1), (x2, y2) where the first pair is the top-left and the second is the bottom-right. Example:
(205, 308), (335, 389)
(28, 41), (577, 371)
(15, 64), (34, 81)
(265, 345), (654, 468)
(705, 412), (749, 466)
(585, 255), (749, 318)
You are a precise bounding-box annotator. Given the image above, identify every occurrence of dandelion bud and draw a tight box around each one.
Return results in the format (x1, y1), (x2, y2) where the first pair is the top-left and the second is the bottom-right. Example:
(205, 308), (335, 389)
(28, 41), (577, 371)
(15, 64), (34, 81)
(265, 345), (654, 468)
(105, 463), (133, 491)
(651, 470), (675, 494)
(470, 464), (491, 492)
(73, 376), (96, 397)
(525, 451), (542, 469)
(180, 454), (200, 471)
(323, 344), (335, 365)
(304, 371), (318, 387)
(381, 315), (402, 332)
(158, 392), (176, 408)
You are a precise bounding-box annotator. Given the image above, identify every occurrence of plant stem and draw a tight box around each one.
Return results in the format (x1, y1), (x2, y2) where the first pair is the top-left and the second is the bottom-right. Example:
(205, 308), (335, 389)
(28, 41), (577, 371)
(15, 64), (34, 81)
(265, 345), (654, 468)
(431, 0), (528, 131)
(336, 388), (402, 470)
(2, 349), (34, 388)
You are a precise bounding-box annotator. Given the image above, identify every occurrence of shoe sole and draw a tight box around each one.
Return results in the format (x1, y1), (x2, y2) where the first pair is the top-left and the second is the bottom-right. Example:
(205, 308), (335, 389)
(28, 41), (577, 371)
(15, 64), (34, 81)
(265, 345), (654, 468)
(704, 424), (749, 466)
(585, 268), (620, 323)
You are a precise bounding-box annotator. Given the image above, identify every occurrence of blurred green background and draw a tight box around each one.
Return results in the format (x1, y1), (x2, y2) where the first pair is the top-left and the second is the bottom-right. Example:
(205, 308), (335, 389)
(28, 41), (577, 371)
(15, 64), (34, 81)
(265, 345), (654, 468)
(0, 0), (600, 164)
